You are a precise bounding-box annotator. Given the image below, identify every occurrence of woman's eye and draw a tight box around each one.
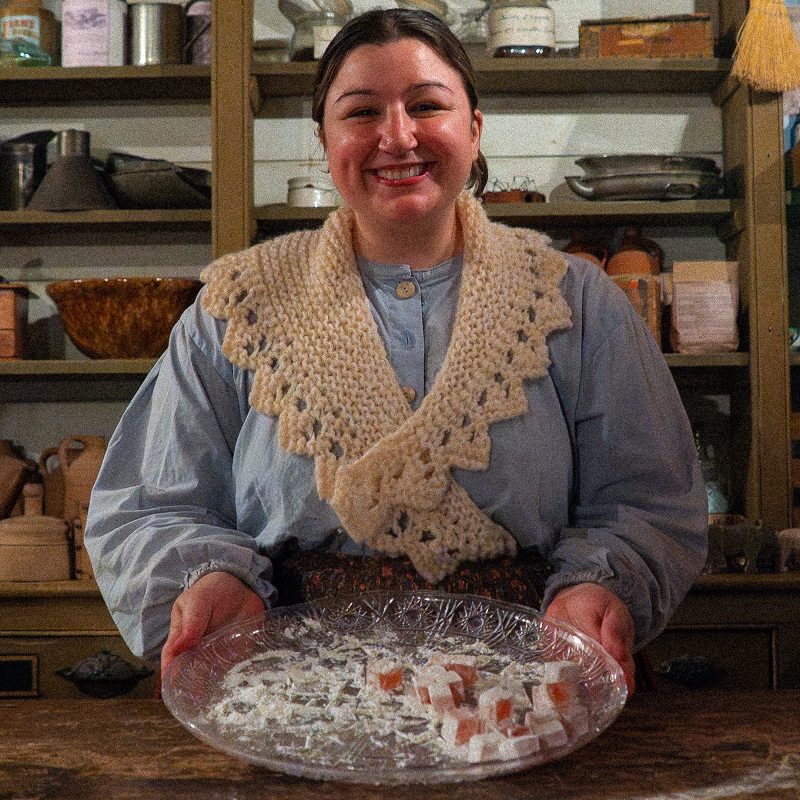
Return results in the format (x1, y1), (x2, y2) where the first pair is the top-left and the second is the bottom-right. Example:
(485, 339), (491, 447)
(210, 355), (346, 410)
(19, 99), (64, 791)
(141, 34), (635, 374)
(411, 103), (441, 113)
(347, 108), (378, 119)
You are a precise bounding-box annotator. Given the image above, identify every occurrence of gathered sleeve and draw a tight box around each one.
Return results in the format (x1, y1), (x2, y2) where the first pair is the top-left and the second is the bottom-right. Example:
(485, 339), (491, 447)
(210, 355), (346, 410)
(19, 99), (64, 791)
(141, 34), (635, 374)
(542, 264), (708, 647)
(84, 293), (276, 663)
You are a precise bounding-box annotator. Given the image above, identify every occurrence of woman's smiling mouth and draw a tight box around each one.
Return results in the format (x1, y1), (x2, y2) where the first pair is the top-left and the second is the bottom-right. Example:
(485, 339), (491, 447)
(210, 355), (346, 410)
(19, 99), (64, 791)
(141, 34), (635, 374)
(373, 163), (430, 183)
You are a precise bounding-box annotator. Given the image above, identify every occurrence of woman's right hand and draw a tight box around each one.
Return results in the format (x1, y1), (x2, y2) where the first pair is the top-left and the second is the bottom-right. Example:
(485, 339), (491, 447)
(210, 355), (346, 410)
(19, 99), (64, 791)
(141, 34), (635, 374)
(160, 571), (265, 679)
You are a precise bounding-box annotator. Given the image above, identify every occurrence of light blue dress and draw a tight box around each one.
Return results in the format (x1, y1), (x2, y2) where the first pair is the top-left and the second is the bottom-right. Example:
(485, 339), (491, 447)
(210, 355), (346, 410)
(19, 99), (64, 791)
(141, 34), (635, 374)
(85, 249), (708, 663)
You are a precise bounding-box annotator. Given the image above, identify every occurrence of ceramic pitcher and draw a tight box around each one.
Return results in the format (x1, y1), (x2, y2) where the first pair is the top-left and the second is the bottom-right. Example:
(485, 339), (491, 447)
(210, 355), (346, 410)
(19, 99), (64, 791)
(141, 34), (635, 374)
(58, 435), (107, 524)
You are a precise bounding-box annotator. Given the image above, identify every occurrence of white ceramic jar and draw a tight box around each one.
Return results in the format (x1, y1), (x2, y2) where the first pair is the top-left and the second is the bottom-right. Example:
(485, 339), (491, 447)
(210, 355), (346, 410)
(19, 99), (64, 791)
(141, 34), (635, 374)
(286, 177), (339, 208)
(61, 0), (127, 67)
(487, 0), (555, 57)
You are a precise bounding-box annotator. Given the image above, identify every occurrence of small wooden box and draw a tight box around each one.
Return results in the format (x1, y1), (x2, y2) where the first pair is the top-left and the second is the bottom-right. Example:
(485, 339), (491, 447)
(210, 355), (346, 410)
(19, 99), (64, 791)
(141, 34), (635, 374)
(579, 14), (713, 59)
(0, 283), (29, 359)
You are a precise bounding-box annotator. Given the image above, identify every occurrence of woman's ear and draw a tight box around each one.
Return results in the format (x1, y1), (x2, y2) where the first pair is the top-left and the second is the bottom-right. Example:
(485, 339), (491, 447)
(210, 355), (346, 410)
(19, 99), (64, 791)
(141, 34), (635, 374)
(471, 110), (483, 158)
(316, 124), (326, 152)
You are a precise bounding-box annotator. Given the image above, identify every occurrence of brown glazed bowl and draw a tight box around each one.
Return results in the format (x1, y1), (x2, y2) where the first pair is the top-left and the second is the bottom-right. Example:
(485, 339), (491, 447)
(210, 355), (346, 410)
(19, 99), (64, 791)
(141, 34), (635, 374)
(46, 277), (202, 359)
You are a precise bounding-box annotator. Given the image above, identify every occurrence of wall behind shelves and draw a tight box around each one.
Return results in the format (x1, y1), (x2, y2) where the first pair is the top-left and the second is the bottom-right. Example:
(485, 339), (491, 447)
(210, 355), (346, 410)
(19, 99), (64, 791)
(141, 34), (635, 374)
(0, 0), (736, 469)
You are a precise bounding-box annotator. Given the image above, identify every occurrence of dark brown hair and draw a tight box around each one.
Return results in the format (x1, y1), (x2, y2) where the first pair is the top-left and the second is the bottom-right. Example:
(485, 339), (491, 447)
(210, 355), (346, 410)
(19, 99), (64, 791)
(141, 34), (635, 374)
(311, 8), (488, 196)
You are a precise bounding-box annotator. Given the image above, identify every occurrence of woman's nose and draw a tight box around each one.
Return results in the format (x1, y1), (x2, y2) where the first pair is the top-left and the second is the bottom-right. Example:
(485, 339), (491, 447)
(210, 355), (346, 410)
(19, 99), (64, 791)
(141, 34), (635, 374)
(379, 109), (417, 153)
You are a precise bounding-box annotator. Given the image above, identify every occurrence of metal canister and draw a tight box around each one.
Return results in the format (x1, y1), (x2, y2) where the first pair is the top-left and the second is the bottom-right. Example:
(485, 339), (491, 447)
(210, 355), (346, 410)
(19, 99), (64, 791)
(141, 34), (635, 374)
(128, 1), (183, 66)
(0, 130), (52, 210)
(185, 0), (211, 64)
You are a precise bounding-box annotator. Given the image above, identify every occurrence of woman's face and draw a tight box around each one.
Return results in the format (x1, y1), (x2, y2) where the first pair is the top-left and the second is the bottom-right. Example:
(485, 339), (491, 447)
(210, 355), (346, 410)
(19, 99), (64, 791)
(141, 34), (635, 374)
(320, 37), (482, 237)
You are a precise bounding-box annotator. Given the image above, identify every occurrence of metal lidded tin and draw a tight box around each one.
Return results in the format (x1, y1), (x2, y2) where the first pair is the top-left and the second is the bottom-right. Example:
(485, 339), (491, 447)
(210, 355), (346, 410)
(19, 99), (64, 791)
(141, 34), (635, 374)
(128, 1), (183, 66)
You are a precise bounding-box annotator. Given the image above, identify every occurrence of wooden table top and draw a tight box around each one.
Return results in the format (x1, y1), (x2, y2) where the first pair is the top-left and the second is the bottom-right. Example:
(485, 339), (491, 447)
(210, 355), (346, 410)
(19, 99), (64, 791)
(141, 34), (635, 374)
(1, 691), (798, 799)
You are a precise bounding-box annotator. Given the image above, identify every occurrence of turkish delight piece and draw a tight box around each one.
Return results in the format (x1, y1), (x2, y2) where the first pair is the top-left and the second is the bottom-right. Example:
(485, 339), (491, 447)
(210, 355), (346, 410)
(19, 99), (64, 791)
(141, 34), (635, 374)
(441, 707), (480, 747)
(534, 715), (569, 748)
(444, 670), (466, 705)
(427, 653), (478, 687)
(412, 665), (449, 704)
(429, 680), (458, 715)
(477, 686), (514, 727)
(365, 658), (404, 692)
(541, 660), (582, 684)
(527, 683), (560, 717)
(499, 733), (541, 760)
(560, 701), (591, 738)
(545, 680), (580, 709)
(467, 731), (504, 763)
(413, 666), (464, 707)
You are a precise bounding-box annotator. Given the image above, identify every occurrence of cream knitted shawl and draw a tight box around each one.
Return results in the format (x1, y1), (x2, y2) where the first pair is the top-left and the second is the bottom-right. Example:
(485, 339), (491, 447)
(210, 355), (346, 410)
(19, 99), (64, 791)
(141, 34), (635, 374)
(201, 193), (572, 583)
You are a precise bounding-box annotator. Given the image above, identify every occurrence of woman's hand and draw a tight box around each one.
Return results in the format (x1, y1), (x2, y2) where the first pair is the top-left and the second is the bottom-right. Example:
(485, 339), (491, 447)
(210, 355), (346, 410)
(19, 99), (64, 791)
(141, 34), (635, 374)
(544, 582), (637, 694)
(160, 571), (265, 679)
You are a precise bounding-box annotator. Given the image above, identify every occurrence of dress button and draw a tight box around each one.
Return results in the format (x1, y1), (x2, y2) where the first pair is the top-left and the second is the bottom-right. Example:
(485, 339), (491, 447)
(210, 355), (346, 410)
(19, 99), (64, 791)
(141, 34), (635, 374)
(396, 280), (416, 299)
(401, 385), (417, 403)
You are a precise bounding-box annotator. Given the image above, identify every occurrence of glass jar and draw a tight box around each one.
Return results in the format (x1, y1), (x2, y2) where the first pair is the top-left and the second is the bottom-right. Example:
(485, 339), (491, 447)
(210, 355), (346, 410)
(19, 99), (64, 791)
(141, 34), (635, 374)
(0, 0), (58, 63)
(487, 0), (554, 58)
(278, 0), (351, 61)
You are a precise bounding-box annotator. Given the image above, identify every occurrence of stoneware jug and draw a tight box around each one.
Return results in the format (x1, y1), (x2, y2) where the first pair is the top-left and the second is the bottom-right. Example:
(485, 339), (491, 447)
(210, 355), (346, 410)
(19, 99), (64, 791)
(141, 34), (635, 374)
(38, 446), (65, 519)
(58, 435), (106, 524)
(606, 227), (663, 276)
(564, 230), (607, 269)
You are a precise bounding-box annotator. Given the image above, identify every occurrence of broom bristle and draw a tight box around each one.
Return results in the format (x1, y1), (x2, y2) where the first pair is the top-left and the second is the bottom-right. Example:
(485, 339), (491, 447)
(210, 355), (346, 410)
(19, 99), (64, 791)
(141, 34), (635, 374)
(732, 0), (800, 92)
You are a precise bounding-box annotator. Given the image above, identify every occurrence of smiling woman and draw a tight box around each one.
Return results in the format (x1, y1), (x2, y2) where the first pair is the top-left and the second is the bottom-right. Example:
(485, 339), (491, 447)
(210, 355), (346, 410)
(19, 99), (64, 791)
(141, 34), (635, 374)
(312, 28), (483, 271)
(83, 8), (708, 700)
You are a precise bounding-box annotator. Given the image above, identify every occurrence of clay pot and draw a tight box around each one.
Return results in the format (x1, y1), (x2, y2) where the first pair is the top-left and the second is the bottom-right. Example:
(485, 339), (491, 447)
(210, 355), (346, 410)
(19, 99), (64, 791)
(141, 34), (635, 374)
(58, 435), (107, 524)
(606, 227), (663, 276)
(0, 440), (33, 518)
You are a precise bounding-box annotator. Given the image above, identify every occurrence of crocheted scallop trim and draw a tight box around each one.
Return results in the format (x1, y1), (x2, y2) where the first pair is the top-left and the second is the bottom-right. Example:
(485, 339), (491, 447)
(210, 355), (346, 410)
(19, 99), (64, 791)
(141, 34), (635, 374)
(202, 193), (572, 583)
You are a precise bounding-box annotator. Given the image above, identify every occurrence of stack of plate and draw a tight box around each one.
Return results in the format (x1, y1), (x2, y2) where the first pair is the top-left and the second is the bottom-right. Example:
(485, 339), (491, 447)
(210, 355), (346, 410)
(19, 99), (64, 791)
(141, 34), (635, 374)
(565, 154), (722, 201)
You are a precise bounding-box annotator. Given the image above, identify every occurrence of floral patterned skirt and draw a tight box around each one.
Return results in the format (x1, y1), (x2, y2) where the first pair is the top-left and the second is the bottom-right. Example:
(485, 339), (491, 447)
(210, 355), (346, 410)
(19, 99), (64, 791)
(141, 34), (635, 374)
(272, 549), (551, 610)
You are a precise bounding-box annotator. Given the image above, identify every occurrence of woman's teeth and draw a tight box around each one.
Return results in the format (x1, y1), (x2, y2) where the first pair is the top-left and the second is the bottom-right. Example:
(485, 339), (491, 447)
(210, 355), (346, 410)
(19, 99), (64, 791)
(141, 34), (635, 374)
(376, 164), (426, 180)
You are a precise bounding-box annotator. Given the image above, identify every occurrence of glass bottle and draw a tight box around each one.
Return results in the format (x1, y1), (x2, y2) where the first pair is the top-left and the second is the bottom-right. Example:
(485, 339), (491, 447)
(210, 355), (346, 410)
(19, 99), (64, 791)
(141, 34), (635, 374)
(487, 0), (555, 58)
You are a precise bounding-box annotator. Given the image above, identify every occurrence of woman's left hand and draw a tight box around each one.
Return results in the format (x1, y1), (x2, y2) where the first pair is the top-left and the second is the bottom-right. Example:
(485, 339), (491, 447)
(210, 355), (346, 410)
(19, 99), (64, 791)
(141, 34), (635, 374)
(544, 582), (637, 694)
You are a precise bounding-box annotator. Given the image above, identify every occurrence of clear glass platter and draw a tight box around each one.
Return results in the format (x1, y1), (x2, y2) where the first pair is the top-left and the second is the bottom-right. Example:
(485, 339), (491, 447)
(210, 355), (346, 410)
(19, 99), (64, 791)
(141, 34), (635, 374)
(162, 591), (627, 784)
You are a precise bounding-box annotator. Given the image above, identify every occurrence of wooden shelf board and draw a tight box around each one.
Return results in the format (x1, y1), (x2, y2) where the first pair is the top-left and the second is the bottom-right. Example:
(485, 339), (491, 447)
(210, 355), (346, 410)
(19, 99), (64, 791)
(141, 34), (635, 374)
(0, 64), (211, 105)
(693, 572), (800, 592)
(0, 359), (156, 376)
(255, 199), (733, 232)
(0, 210), (211, 229)
(665, 352), (748, 367)
(252, 57), (732, 101)
(0, 354), (746, 378)
(0, 580), (101, 599)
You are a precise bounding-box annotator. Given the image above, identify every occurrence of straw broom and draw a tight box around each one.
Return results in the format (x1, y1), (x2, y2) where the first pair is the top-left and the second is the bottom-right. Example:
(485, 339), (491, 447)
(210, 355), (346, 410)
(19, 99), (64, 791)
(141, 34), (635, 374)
(731, 0), (800, 92)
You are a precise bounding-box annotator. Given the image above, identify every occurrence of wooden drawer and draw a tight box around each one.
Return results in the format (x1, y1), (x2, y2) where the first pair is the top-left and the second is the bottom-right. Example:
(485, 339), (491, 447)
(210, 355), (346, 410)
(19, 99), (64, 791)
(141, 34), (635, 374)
(645, 626), (775, 690)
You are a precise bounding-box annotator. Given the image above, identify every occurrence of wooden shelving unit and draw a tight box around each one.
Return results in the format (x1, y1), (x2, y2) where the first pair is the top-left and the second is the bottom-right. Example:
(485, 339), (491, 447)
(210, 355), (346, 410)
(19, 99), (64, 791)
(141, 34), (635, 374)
(0, 0), (795, 693)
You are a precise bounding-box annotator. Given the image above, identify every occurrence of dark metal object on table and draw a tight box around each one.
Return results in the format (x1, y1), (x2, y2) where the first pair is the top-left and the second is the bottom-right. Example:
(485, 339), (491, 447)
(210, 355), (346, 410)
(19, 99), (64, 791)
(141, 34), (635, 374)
(56, 650), (153, 699)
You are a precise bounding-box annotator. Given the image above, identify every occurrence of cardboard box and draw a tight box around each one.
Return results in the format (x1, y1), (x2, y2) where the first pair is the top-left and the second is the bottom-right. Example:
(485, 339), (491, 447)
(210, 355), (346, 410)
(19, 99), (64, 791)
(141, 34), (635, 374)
(579, 14), (713, 59)
(670, 261), (739, 354)
(0, 283), (28, 359)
